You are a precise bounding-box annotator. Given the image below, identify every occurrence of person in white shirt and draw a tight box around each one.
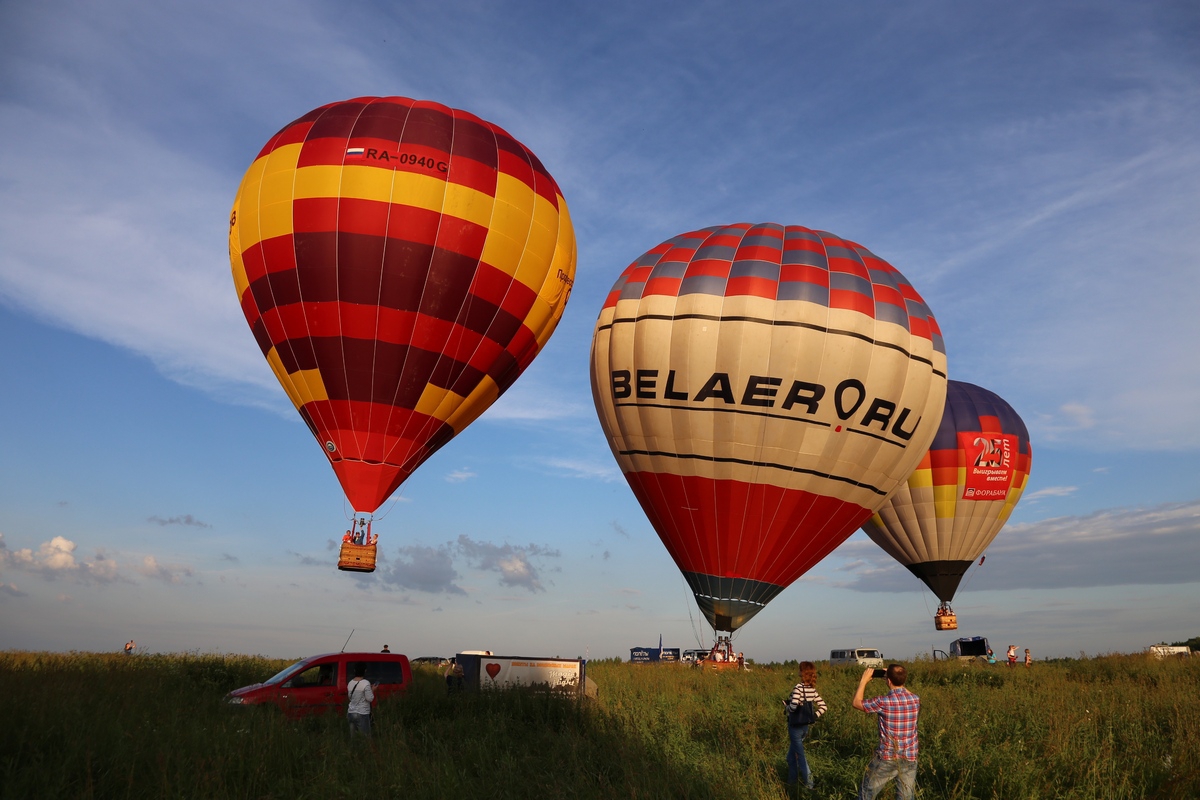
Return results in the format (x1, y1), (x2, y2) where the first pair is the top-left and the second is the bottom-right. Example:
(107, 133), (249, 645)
(346, 663), (375, 737)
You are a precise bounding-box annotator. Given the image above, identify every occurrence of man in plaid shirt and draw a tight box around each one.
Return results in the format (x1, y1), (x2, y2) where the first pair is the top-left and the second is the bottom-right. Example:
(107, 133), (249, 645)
(852, 664), (920, 800)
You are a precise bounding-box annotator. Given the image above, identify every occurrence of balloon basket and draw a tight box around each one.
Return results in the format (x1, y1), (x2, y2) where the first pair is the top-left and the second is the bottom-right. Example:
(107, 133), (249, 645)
(337, 542), (377, 573)
(934, 613), (958, 631)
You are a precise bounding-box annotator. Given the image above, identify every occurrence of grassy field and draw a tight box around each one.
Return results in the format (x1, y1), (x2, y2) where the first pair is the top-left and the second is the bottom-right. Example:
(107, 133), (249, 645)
(1, 649), (1197, 799)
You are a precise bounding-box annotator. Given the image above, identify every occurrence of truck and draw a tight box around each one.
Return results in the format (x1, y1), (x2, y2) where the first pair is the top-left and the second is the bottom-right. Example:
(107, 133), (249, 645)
(630, 646), (681, 663)
(948, 636), (992, 662)
(454, 653), (596, 697)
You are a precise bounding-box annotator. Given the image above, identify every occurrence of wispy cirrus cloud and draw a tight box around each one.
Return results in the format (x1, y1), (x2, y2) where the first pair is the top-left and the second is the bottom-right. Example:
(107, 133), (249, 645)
(147, 514), (211, 529)
(1026, 486), (1078, 502)
(445, 468), (476, 483)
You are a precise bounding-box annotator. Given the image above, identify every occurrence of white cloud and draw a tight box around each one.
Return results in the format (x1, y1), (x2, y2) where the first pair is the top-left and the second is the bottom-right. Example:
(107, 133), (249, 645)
(0, 534), (123, 584)
(539, 457), (622, 482)
(457, 535), (560, 593)
(134, 555), (195, 584)
(1026, 486), (1079, 501)
(382, 544), (465, 596)
(445, 468), (477, 483)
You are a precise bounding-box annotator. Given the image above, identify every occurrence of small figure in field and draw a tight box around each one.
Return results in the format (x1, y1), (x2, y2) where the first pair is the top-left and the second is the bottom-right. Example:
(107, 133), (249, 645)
(1007, 644), (1018, 666)
(443, 658), (464, 693)
(124, 640), (136, 656)
(737, 652), (745, 670)
(1025, 648), (1032, 668)
(380, 644), (390, 653)
(783, 660), (827, 789)
(853, 664), (921, 800)
(986, 648), (997, 665)
(346, 663), (375, 738)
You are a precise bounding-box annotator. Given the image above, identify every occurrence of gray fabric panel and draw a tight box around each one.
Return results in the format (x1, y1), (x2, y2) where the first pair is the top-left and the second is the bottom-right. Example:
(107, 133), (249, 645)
(874, 300), (910, 328)
(868, 267), (901, 288)
(695, 245), (737, 261)
(785, 228), (822, 243)
(777, 281), (829, 304)
(824, 245), (863, 262)
(738, 234), (784, 249)
(905, 298), (932, 320)
(649, 261), (689, 279)
(679, 274), (728, 296)
(619, 280), (646, 300)
(729, 259), (780, 280)
(830, 271), (873, 296)
(782, 248), (828, 267)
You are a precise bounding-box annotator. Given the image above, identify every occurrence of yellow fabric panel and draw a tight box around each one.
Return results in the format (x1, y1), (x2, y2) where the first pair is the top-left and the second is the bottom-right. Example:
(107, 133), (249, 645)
(932, 484), (959, 519)
(228, 198), (251, 300)
(442, 181), (498, 230)
(231, 156), (270, 249)
(530, 202), (578, 347)
(283, 164), (498, 230)
(480, 173), (536, 276)
(443, 375), (501, 434)
(339, 164), (401, 204)
(413, 382), (465, 423)
(255, 144), (302, 242)
(291, 164), (344, 201)
(512, 192), (562, 289)
(265, 348), (329, 411)
(906, 467), (935, 489)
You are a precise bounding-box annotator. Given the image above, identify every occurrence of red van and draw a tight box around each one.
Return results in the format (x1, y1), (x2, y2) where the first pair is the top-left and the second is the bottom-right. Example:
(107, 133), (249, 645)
(225, 651), (411, 718)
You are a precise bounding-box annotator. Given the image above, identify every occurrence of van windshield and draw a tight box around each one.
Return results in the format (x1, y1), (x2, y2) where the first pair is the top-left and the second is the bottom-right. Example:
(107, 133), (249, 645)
(857, 650), (881, 659)
(264, 659), (312, 686)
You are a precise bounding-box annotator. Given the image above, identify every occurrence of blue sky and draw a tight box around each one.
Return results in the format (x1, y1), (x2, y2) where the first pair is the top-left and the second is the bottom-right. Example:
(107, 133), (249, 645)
(1, 0), (1198, 662)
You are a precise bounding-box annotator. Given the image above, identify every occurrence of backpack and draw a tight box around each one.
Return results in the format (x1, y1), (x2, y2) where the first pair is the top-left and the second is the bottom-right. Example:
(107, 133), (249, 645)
(788, 686), (819, 727)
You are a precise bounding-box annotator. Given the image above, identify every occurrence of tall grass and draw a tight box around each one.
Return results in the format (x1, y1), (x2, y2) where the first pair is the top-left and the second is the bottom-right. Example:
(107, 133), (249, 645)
(1, 650), (1196, 798)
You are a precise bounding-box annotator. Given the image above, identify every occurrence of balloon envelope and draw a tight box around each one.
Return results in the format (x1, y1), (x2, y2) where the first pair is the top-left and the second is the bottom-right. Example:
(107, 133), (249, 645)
(230, 97), (576, 512)
(862, 380), (1032, 601)
(590, 223), (947, 631)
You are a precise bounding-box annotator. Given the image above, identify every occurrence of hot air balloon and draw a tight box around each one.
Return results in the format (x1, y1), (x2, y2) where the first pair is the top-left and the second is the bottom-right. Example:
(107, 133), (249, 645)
(590, 223), (947, 643)
(229, 97), (576, 571)
(861, 381), (1032, 629)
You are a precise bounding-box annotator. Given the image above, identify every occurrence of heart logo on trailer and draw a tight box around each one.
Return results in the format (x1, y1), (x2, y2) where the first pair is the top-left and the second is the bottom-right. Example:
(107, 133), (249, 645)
(485, 663), (501, 680)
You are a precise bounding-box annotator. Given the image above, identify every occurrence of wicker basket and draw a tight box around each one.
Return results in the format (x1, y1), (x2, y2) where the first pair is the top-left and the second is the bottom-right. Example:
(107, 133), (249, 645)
(934, 613), (958, 631)
(337, 542), (377, 573)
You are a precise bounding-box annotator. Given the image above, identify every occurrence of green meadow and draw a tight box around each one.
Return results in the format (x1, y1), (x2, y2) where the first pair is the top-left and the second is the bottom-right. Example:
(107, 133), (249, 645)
(1, 650), (1196, 798)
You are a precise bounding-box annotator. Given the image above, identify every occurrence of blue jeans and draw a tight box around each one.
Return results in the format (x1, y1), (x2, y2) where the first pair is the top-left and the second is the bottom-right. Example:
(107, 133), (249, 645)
(786, 724), (812, 787)
(859, 756), (916, 800)
(347, 711), (372, 737)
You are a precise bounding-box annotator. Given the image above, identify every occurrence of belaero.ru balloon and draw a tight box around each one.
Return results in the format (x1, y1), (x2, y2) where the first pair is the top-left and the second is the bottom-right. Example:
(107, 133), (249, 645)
(590, 224), (947, 632)
(229, 97), (576, 513)
(862, 380), (1032, 603)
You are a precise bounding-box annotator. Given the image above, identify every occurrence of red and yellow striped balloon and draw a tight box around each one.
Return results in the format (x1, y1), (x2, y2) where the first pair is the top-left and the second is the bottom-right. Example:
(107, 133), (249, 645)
(229, 97), (576, 513)
(590, 223), (947, 631)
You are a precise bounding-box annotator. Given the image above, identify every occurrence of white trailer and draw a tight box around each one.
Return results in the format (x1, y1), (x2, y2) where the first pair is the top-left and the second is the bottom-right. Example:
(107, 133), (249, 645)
(455, 653), (596, 696)
(1148, 644), (1191, 659)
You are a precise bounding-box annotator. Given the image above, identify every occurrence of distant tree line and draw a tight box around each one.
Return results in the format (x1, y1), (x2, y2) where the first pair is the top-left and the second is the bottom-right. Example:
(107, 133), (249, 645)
(1170, 636), (1200, 651)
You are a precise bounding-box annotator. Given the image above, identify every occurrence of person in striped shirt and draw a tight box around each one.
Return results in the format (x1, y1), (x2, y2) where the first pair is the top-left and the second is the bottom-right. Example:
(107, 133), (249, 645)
(783, 660), (827, 789)
(852, 664), (920, 800)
